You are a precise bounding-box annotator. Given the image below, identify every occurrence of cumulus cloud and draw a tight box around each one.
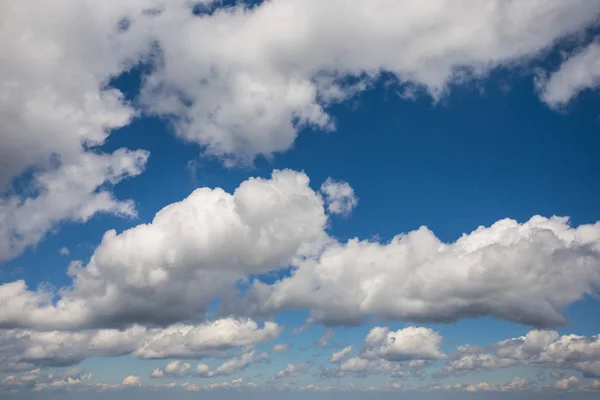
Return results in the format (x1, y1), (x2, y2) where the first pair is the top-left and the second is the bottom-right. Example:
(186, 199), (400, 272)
(250, 215), (600, 328)
(2, 0), (599, 265)
(322, 327), (440, 379)
(361, 326), (446, 361)
(272, 343), (290, 353)
(330, 346), (352, 363)
(2, 166), (600, 333)
(537, 41), (600, 107)
(1, 368), (93, 393)
(0, 149), (148, 262)
(556, 376), (579, 390)
(58, 247), (69, 256)
(0, 0), (157, 261)
(150, 360), (191, 378)
(320, 179), (358, 216)
(442, 329), (600, 378)
(0, 318), (280, 372)
(122, 375), (141, 386)
(130, 0), (600, 164)
(0, 170), (327, 329)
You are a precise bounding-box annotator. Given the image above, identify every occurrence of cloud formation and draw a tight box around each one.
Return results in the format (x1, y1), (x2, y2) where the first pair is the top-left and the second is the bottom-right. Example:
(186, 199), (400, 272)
(537, 41), (600, 107)
(442, 329), (600, 378)
(250, 215), (600, 328)
(0, 318), (280, 372)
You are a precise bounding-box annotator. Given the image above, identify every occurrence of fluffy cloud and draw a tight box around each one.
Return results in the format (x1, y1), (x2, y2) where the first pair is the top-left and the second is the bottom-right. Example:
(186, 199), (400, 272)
(1, 368), (93, 393)
(132, 319), (281, 359)
(0, 170), (327, 329)
(361, 326), (445, 361)
(2, 0), (599, 265)
(556, 376), (579, 390)
(330, 346), (352, 363)
(0, 0), (156, 261)
(442, 330), (600, 377)
(152, 349), (269, 379)
(320, 179), (358, 216)
(0, 318), (279, 372)
(3, 167), (600, 332)
(150, 360), (191, 378)
(322, 327), (440, 379)
(0, 149), (148, 262)
(129, 0), (600, 164)
(122, 375), (141, 386)
(537, 41), (600, 107)
(250, 215), (600, 328)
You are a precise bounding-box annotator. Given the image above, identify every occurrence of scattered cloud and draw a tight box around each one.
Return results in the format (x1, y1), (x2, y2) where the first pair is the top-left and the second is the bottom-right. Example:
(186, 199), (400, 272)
(272, 344), (290, 353)
(442, 330), (600, 378)
(330, 346), (352, 363)
(249, 216), (600, 328)
(274, 362), (314, 380)
(537, 41), (600, 107)
(555, 376), (579, 390)
(0, 318), (280, 372)
(320, 178), (358, 216)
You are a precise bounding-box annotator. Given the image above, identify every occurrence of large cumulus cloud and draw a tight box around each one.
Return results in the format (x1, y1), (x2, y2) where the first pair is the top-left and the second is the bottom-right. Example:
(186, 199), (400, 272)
(0, 170), (327, 329)
(249, 215), (600, 328)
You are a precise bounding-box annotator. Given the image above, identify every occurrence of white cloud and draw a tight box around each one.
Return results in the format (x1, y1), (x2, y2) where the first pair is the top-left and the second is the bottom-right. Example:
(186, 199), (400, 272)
(0, 318), (280, 372)
(133, 319), (281, 359)
(272, 343), (290, 353)
(0, 0), (156, 261)
(556, 376), (579, 390)
(0, 170), (327, 329)
(122, 375), (141, 386)
(2, 0), (599, 265)
(442, 329), (600, 377)
(130, 0), (600, 164)
(249, 215), (600, 328)
(362, 326), (446, 361)
(213, 350), (269, 376)
(0, 149), (148, 262)
(320, 179), (358, 216)
(465, 382), (493, 392)
(1, 368), (92, 393)
(150, 360), (192, 378)
(330, 346), (352, 363)
(537, 41), (600, 107)
(58, 247), (69, 256)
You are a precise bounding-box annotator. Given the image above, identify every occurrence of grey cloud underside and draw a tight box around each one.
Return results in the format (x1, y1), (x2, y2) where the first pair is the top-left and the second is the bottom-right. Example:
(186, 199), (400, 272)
(2, 0), (600, 263)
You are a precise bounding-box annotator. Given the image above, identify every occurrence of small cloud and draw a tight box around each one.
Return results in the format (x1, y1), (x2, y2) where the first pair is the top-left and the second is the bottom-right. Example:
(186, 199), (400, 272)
(320, 178), (358, 217)
(555, 376), (579, 390)
(122, 376), (141, 386)
(317, 328), (335, 347)
(272, 343), (290, 353)
(58, 247), (69, 256)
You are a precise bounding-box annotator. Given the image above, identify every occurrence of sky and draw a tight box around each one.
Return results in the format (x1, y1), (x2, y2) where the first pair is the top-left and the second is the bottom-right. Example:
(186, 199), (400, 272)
(1, 0), (600, 398)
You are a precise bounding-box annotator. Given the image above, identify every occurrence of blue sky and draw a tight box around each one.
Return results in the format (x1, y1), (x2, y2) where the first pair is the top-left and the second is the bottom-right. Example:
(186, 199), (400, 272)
(1, 0), (600, 398)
